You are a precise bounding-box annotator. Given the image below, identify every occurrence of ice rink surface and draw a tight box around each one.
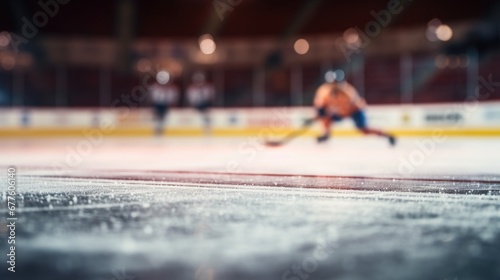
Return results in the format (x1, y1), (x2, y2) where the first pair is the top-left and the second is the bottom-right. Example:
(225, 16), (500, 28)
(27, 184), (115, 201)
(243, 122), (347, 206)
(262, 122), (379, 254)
(1, 136), (500, 280)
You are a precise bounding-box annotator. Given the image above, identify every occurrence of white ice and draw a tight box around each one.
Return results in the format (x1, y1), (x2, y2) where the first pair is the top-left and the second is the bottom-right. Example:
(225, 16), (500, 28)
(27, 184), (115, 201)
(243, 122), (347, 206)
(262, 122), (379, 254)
(0, 136), (499, 178)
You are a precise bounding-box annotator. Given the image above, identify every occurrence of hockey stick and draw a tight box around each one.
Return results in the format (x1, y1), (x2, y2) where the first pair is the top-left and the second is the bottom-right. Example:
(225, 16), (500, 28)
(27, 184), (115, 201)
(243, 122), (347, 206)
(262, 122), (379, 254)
(264, 118), (316, 147)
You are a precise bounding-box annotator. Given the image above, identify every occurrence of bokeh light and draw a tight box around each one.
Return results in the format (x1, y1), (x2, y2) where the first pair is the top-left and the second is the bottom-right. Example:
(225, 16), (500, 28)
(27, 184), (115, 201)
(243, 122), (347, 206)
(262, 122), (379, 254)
(294, 39), (309, 55)
(199, 34), (216, 55)
(343, 28), (360, 45)
(426, 18), (442, 42)
(1, 55), (16, 70)
(156, 70), (170, 84)
(324, 70), (336, 83)
(0, 32), (10, 47)
(435, 54), (449, 69)
(435, 24), (453, 41)
(334, 69), (345, 81)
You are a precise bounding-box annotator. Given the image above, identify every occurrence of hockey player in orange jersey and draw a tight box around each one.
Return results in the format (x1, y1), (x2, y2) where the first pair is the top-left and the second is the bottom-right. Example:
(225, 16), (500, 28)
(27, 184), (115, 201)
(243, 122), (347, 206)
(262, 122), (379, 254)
(314, 70), (396, 145)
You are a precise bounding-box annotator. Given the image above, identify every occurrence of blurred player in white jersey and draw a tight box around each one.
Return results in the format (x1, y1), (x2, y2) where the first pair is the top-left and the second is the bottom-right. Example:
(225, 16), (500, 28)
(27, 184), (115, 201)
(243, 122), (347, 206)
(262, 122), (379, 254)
(149, 71), (179, 136)
(187, 71), (215, 134)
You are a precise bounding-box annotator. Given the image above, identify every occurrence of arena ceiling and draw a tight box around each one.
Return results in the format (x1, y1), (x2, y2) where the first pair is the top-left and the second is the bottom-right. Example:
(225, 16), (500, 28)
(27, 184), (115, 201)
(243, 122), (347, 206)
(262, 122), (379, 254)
(0, 0), (497, 39)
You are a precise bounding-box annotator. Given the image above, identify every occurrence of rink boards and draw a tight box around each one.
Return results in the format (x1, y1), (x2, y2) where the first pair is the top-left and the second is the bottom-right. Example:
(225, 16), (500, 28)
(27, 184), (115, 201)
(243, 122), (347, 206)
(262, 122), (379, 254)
(1, 101), (500, 137)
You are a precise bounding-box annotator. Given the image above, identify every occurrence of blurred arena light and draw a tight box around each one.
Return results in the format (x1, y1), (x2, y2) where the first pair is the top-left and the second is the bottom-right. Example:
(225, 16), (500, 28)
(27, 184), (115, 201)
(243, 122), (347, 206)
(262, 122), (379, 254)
(343, 28), (361, 47)
(436, 24), (453, 41)
(324, 69), (345, 83)
(156, 70), (170, 84)
(334, 69), (345, 81)
(435, 54), (468, 69)
(426, 18), (453, 42)
(1, 55), (16, 70)
(426, 18), (442, 42)
(136, 58), (152, 73)
(435, 54), (449, 69)
(325, 70), (336, 83)
(293, 39), (309, 55)
(0, 32), (10, 47)
(199, 34), (216, 55)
